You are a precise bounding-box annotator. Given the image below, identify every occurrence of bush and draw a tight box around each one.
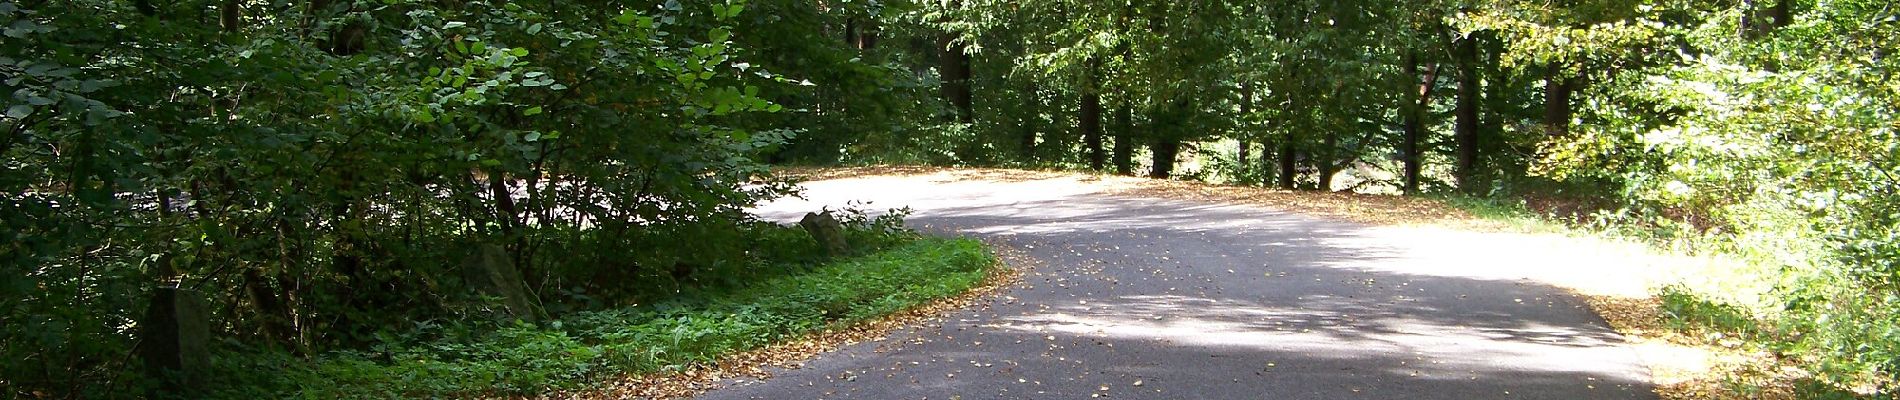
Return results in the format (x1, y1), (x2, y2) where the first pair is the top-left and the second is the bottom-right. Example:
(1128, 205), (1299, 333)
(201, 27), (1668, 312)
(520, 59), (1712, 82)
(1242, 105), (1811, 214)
(1525, 1), (1900, 395)
(1, 1), (800, 395)
(1657, 284), (1762, 339)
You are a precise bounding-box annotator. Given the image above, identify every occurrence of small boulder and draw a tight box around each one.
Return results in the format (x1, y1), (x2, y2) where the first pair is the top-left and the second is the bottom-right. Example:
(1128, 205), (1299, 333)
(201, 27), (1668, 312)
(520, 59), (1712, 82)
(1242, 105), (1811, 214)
(799, 211), (850, 257)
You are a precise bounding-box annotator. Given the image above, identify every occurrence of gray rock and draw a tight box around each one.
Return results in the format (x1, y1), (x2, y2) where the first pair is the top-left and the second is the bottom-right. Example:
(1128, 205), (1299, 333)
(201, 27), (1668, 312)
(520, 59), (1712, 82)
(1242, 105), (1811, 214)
(799, 210), (851, 257)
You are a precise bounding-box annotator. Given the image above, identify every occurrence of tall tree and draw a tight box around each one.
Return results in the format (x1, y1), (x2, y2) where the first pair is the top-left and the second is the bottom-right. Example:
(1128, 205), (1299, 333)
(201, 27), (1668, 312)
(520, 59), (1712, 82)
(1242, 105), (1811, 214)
(1453, 34), (1483, 192)
(1149, 98), (1188, 179)
(1278, 136), (1298, 189)
(940, 33), (974, 123)
(1543, 63), (1577, 137)
(1237, 82), (1253, 178)
(1081, 61), (1106, 170)
(1150, 139), (1180, 178)
(1113, 104), (1135, 175)
(1401, 49), (1441, 195)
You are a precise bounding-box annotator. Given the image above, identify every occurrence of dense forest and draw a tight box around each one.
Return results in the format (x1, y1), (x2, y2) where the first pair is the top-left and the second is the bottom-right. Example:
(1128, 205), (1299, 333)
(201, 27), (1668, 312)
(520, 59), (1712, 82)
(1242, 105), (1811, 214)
(3, 0), (1897, 397)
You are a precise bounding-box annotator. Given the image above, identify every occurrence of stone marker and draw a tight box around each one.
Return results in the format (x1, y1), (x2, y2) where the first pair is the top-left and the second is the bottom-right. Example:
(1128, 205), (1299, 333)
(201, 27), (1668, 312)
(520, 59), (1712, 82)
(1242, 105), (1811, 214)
(140, 286), (209, 396)
(462, 244), (545, 321)
(799, 210), (851, 257)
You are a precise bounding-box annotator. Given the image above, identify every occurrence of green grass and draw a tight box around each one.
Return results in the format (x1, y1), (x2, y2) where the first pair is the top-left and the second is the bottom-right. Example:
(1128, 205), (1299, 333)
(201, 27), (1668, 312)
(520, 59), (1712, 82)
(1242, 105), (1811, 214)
(1656, 284), (1764, 338)
(202, 237), (997, 399)
(1440, 194), (1900, 398)
(1430, 195), (1577, 235)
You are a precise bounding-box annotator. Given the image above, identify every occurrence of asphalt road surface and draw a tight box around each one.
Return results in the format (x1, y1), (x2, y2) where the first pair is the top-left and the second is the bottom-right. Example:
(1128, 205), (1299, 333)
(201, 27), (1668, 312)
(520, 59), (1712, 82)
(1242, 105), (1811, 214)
(725, 172), (1655, 400)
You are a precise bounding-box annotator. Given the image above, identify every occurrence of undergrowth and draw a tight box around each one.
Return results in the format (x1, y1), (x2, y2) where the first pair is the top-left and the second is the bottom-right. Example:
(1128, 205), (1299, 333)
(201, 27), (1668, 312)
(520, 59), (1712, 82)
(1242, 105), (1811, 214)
(1430, 195), (1573, 234)
(1444, 195), (1898, 398)
(194, 234), (995, 398)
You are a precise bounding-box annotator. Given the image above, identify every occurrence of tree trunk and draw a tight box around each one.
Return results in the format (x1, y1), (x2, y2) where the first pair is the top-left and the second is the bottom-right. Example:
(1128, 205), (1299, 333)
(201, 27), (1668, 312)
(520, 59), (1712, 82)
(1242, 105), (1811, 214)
(220, 0), (241, 32)
(845, 18), (857, 47)
(1259, 139), (1276, 187)
(1277, 140), (1296, 189)
(1454, 36), (1482, 193)
(1112, 105), (1134, 175)
(938, 34), (973, 124)
(1149, 139), (1180, 179)
(242, 268), (297, 351)
(1767, 0), (1792, 31)
(846, 18), (877, 50)
(1402, 52), (1439, 195)
(1019, 82), (1039, 161)
(859, 27), (878, 50)
(1237, 83), (1253, 177)
(1149, 98), (1189, 179)
(1081, 66), (1105, 171)
(1317, 131), (1337, 190)
(1543, 63), (1575, 137)
(1238, 142), (1250, 170)
(1402, 52), (1421, 195)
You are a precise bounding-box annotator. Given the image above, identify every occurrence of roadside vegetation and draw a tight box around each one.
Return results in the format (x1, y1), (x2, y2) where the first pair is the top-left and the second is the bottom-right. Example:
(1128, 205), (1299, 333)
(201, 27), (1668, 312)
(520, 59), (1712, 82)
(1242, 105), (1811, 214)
(5, 0), (1894, 398)
(208, 226), (997, 398)
(3, 1), (1011, 396)
(1443, 194), (1896, 399)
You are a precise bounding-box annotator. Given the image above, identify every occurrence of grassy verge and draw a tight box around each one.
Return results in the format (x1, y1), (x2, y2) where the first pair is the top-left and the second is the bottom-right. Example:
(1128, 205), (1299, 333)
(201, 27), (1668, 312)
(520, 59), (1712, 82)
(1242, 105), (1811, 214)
(202, 236), (998, 399)
(1428, 195), (1575, 234)
(1439, 196), (1886, 399)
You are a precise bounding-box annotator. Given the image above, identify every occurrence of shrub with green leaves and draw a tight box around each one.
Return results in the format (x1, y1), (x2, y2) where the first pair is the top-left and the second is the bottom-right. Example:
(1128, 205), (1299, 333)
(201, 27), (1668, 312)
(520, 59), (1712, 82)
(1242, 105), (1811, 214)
(2, 0), (802, 396)
(203, 235), (994, 398)
(1532, 0), (1900, 394)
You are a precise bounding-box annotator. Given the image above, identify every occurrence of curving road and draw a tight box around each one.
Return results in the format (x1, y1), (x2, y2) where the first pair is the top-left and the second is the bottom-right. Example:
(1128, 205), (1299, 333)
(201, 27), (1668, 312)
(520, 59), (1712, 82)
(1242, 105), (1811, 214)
(727, 172), (1655, 400)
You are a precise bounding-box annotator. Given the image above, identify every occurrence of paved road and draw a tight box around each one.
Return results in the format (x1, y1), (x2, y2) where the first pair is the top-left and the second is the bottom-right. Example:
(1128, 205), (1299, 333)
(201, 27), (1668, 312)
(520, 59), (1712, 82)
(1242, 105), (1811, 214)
(728, 173), (1655, 400)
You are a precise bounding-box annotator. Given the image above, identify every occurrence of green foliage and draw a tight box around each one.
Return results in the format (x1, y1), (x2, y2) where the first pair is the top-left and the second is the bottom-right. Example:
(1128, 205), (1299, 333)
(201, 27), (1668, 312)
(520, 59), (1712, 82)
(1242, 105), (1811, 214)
(2, 0), (808, 396)
(1779, 272), (1900, 389)
(726, 0), (953, 165)
(1658, 284), (1763, 338)
(1527, 0), (1900, 393)
(6, 0), (1899, 396)
(202, 234), (993, 398)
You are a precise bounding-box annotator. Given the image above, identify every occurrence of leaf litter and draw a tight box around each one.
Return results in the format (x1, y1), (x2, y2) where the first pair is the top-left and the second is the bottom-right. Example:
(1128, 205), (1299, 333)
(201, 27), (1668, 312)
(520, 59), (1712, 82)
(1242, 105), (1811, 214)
(531, 238), (1030, 399)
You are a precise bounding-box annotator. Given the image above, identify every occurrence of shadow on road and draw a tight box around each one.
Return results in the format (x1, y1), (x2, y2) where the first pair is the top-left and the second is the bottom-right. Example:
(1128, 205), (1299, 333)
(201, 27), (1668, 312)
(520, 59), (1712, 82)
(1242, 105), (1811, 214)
(732, 181), (1653, 400)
